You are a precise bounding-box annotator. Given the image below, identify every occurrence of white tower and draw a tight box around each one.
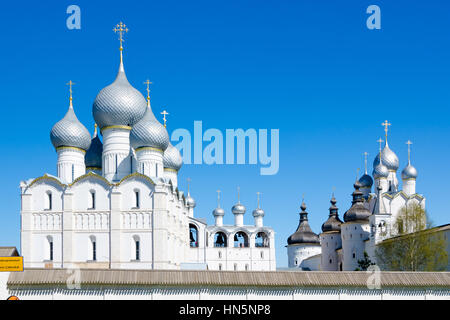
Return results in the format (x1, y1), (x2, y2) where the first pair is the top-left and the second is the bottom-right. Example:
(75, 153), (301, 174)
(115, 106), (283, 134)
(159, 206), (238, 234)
(320, 195), (343, 271)
(402, 140), (418, 196)
(50, 80), (91, 183)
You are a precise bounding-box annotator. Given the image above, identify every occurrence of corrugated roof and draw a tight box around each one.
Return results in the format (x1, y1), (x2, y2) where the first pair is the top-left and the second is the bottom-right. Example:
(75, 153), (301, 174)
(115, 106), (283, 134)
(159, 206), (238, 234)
(0, 247), (19, 257)
(7, 269), (450, 288)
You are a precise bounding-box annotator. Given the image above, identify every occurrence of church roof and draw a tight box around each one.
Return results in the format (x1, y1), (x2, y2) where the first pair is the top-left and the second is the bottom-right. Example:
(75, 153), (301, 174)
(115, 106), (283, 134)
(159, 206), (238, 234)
(343, 181), (371, 223)
(321, 196), (343, 233)
(288, 201), (320, 245)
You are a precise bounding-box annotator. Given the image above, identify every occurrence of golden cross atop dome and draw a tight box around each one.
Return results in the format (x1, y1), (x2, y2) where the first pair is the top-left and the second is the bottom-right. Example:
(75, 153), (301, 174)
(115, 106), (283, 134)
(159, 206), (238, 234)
(143, 79), (152, 100)
(66, 80), (75, 101)
(113, 22), (128, 51)
(161, 110), (169, 128)
(406, 140), (413, 164)
(382, 120), (391, 140)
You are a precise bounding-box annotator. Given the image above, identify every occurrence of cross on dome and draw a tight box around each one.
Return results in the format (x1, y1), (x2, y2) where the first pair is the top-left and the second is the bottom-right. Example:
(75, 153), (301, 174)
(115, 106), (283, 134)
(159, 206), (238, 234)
(382, 120), (391, 143)
(66, 80), (75, 104)
(161, 110), (169, 128)
(406, 140), (413, 164)
(113, 21), (128, 50)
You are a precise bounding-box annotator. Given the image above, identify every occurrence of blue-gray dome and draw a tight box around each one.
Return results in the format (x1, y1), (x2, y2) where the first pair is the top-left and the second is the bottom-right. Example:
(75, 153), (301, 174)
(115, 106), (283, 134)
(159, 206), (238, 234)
(359, 173), (373, 188)
(130, 102), (170, 151)
(213, 207), (225, 216)
(50, 103), (91, 151)
(402, 164), (418, 180)
(373, 161), (389, 179)
(85, 125), (103, 168)
(232, 203), (246, 215)
(92, 61), (147, 129)
(373, 143), (399, 171)
(163, 142), (183, 171)
(321, 196), (343, 233)
(186, 194), (196, 208)
(252, 208), (265, 217)
(288, 202), (320, 245)
(343, 181), (371, 222)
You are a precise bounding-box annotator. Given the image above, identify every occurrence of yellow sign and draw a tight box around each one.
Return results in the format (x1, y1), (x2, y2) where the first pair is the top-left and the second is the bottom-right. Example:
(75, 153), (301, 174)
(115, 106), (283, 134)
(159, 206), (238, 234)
(0, 257), (23, 272)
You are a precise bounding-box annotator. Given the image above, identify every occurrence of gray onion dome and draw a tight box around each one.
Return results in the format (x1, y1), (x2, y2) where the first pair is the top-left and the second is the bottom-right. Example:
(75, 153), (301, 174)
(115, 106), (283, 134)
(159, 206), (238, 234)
(186, 193), (196, 208)
(252, 208), (265, 218)
(85, 125), (103, 169)
(402, 164), (418, 180)
(343, 181), (371, 222)
(287, 201), (320, 245)
(129, 101), (170, 151)
(50, 102), (91, 151)
(373, 143), (399, 171)
(321, 196), (343, 233)
(232, 202), (246, 215)
(92, 60), (147, 129)
(373, 161), (389, 179)
(213, 207), (225, 217)
(163, 142), (183, 171)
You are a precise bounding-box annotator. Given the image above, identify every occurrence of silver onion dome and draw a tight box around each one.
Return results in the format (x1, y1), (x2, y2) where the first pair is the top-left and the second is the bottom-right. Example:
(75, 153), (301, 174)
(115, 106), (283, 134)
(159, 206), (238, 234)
(130, 102), (170, 151)
(373, 143), (399, 171)
(252, 208), (265, 217)
(373, 161), (389, 179)
(85, 125), (103, 168)
(50, 102), (91, 151)
(232, 203), (246, 215)
(186, 194), (196, 208)
(92, 61), (147, 129)
(213, 207), (225, 217)
(359, 173), (373, 188)
(402, 164), (418, 180)
(163, 142), (183, 171)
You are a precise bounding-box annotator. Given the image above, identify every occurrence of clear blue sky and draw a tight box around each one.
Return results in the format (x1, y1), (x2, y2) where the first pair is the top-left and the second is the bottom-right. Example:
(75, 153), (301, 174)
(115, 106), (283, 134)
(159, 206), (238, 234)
(1, 1), (449, 267)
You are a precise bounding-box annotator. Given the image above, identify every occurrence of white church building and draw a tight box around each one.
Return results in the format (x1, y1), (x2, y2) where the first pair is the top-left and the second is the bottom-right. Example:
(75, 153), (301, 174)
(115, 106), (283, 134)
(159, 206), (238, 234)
(287, 122), (425, 271)
(19, 23), (276, 272)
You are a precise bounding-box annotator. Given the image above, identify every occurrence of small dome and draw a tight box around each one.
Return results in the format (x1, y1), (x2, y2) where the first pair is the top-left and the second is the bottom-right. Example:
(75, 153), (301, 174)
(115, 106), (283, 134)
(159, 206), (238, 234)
(321, 196), (343, 233)
(232, 203), (246, 215)
(186, 194), (196, 208)
(252, 208), (265, 217)
(359, 173), (373, 188)
(92, 61), (147, 129)
(50, 103), (91, 151)
(287, 201), (320, 245)
(343, 181), (371, 222)
(85, 125), (103, 169)
(163, 142), (183, 171)
(373, 161), (389, 179)
(373, 143), (399, 171)
(130, 103), (170, 151)
(402, 164), (418, 180)
(213, 207), (225, 217)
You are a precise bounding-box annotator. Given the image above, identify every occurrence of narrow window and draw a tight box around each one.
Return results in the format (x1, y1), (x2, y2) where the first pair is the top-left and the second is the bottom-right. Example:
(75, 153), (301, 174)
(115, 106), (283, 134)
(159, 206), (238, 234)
(49, 241), (53, 261)
(72, 164), (74, 181)
(245, 264), (249, 271)
(260, 251), (264, 259)
(234, 263), (237, 271)
(218, 251), (222, 259)
(90, 191), (96, 209)
(135, 191), (140, 208)
(135, 240), (140, 261)
(47, 193), (52, 210)
(115, 155), (118, 174)
(92, 241), (97, 261)
(218, 264), (222, 271)
(329, 259), (332, 264)
(352, 253), (356, 259)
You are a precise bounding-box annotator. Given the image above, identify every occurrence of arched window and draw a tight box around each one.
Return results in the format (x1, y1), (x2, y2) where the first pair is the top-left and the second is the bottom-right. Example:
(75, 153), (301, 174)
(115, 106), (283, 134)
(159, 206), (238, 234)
(234, 263), (237, 271)
(295, 258), (298, 266)
(90, 190), (96, 210)
(134, 190), (140, 208)
(218, 263), (222, 271)
(233, 231), (249, 248)
(214, 232), (227, 248)
(135, 239), (140, 261)
(218, 251), (222, 259)
(260, 251), (264, 259)
(189, 224), (199, 248)
(47, 236), (53, 261)
(255, 232), (269, 248)
(45, 191), (52, 210)
(90, 236), (97, 261)
(245, 264), (249, 271)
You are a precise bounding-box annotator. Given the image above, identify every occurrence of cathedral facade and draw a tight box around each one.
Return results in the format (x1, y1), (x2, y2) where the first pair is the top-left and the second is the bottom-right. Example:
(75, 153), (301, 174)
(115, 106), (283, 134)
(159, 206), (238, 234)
(20, 23), (276, 272)
(287, 123), (425, 271)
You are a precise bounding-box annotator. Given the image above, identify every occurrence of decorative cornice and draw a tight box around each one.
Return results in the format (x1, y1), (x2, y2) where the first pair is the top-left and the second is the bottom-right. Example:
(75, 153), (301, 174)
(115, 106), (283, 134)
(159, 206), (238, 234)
(69, 171), (111, 187)
(116, 172), (156, 186)
(28, 174), (66, 188)
(56, 146), (86, 154)
(164, 168), (178, 173)
(86, 167), (102, 171)
(101, 125), (132, 133)
(135, 146), (163, 153)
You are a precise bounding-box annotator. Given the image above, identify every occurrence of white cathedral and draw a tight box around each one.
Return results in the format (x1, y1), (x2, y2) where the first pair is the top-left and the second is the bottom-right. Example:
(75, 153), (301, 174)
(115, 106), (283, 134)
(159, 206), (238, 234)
(19, 23), (276, 272)
(287, 122), (425, 271)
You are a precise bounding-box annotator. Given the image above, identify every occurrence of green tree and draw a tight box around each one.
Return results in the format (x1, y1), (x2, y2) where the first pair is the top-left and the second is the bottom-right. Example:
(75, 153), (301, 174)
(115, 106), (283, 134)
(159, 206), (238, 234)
(376, 203), (447, 271)
(355, 251), (375, 271)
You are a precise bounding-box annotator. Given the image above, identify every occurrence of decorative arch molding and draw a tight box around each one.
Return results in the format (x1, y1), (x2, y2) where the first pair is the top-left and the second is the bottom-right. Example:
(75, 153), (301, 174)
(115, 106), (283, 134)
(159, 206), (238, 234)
(69, 171), (111, 188)
(116, 172), (156, 186)
(27, 174), (66, 189)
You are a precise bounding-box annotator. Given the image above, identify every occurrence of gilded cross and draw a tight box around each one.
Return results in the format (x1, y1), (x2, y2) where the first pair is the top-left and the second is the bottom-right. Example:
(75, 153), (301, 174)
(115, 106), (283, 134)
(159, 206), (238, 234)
(143, 79), (152, 100)
(66, 80), (75, 100)
(161, 110), (169, 128)
(381, 120), (391, 139)
(113, 22), (128, 50)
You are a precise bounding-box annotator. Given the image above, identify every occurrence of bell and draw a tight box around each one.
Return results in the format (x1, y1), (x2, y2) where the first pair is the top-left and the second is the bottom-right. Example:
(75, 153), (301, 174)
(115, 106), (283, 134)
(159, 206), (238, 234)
(190, 230), (195, 242)
(234, 234), (238, 241)
(217, 234), (224, 244)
